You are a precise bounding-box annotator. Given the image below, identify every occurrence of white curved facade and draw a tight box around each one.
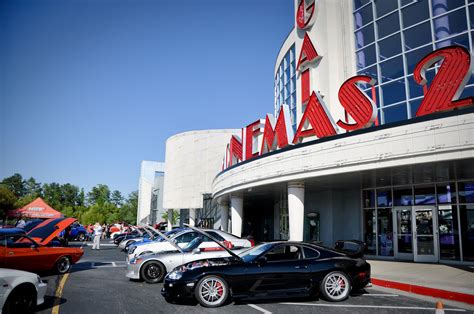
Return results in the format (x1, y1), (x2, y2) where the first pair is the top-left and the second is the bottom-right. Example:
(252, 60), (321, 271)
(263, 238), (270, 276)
(212, 0), (474, 264)
(163, 129), (239, 211)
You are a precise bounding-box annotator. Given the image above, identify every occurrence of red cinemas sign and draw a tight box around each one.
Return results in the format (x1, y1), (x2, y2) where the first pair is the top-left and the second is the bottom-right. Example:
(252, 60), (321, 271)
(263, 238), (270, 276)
(222, 1), (474, 170)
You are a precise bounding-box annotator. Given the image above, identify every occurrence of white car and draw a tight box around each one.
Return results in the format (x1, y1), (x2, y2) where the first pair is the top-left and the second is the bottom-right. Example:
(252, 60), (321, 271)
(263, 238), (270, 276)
(0, 268), (47, 314)
(126, 229), (248, 283)
(127, 228), (253, 261)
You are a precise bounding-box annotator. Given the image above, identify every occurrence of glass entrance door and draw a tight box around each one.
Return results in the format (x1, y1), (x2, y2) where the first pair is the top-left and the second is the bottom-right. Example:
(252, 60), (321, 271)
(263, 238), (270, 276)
(412, 206), (438, 262)
(393, 207), (413, 260)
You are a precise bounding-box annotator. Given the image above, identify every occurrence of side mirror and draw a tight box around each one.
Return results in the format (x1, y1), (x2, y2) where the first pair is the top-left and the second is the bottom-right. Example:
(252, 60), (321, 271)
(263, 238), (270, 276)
(30, 244), (38, 250)
(257, 256), (267, 267)
(192, 248), (201, 255)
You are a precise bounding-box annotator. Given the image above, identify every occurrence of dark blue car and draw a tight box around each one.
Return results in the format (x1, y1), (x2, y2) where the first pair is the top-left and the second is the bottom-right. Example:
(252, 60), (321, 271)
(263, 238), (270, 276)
(67, 222), (90, 241)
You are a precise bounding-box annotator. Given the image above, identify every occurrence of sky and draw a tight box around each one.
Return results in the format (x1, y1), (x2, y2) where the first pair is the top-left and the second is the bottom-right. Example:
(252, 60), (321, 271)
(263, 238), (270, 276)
(0, 0), (295, 195)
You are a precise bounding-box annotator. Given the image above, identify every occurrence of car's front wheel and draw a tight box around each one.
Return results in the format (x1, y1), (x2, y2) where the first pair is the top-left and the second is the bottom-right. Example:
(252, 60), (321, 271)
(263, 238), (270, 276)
(195, 275), (229, 308)
(320, 271), (351, 301)
(140, 261), (165, 283)
(3, 284), (36, 314)
(77, 233), (86, 242)
(56, 256), (71, 274)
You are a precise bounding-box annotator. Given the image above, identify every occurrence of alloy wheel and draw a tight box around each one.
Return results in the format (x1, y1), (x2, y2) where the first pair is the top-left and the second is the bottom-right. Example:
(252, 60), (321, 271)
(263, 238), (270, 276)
(56, 256), (71, 274)
(323, 272), (350, 301)
(197, 277), (227, 307)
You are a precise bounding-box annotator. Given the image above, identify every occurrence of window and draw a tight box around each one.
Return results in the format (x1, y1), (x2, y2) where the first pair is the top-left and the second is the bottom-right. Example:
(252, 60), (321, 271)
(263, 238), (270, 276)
(175, 232), (198, 243)
(459, 182), (474, 203)
(414, 185), (436, 205)
(402, 0), (430, 27)
(353, 0), (471, 125)
(303, 247), (320, 259)
(375, 0), (398, 17)
(377, 12), (400, 38)
(378, 33), (402, 60)
(206, 231), (225, 241)
(383, 103), (408, 124)
(377, 189), (392, 207)
(6, 236), (36, 248)
(381, 79), (406, 105)
(394, 187), (413, 206)
(265, 245), (302, 262)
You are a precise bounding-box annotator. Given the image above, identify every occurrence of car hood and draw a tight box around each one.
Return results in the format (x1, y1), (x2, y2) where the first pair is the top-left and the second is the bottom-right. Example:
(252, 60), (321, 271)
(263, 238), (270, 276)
(177, 257), (237, 272)
(27, 218), (77, 246)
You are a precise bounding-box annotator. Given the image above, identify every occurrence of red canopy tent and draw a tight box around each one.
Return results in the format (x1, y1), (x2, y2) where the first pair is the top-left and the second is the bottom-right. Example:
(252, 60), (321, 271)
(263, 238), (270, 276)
(7, 197), (64, 219)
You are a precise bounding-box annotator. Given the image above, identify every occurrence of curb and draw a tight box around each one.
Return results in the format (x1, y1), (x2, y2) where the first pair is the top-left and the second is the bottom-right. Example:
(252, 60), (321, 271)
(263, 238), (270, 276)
(371, 278), (474, 305)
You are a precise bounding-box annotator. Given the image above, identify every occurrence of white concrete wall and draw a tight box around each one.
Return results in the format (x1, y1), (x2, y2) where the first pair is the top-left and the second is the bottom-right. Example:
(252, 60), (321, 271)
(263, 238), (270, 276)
(137, 161), (165, 225)
(163, 129), (240, 210)
(213, 113), (474, 198)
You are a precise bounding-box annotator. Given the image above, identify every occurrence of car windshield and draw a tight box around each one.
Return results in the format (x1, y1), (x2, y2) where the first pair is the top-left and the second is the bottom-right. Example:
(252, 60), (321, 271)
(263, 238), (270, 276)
(239, 243), (273, 262)
(182, 236), (202, 252)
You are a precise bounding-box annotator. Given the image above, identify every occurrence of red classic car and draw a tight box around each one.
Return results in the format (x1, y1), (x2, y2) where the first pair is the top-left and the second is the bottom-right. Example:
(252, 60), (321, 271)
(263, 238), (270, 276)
(0, 218), (84, 274)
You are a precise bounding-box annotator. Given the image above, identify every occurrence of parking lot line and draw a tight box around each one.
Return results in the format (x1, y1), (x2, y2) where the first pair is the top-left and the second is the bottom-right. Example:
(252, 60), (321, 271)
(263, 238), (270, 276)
(279, 302), (466, 311)
(51, 273), (69, 314)
(248, 303), (272, 313)
(362, 293), (399, 297)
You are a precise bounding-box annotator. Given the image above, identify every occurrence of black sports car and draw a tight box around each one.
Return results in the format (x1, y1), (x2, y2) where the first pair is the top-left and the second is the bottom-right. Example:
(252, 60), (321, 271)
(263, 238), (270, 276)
(161, 233), (370, 308)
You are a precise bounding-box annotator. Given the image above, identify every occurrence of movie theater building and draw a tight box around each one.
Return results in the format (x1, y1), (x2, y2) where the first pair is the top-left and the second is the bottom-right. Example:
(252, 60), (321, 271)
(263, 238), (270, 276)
(212, 0), (474, 263)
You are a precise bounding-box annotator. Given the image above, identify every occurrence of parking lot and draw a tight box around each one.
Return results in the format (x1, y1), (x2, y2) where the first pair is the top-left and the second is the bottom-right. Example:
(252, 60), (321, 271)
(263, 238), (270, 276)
(34, 241), (470, 314)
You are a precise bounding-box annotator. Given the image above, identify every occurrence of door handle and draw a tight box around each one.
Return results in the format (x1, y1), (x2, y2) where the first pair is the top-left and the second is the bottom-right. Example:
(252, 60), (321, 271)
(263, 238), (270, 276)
(295, 265), (308, 269)
(8, 252), (13, 256)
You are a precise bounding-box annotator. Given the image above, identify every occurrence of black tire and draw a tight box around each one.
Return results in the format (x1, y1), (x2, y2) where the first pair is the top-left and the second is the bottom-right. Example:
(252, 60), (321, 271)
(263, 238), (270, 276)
(319, 271), (351, 302)
(140, 261), (166, 283)
(56, 256), (71, 274)
(77, 233), (86, 242)
(3, 284), (36, 314)
(194, 275), (229, 308)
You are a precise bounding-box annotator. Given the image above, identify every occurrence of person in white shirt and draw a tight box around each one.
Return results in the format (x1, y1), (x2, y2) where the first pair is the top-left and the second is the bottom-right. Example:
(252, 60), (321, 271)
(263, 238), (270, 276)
(92, 222), (103, 250)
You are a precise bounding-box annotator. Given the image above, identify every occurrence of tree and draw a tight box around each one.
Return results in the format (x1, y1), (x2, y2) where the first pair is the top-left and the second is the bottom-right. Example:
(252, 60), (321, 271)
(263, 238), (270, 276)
(87, 184), (111, 205)
(60, 183), (80, 207)
(42, 183), (63, 211)
(25, 177), (42, 198)
(0, 185), (17, 216)
(111, 190), (124, 207)
(1, 174), (26, 198)
(161, 210), (180, 226)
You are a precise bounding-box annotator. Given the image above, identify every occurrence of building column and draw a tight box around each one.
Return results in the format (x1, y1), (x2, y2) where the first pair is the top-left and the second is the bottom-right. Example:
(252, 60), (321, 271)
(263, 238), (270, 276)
(230, 194), (243, 237)
(220, 202), (229, 232)
(167, 209), (173, 231)
(188, 208), (196, 227)
(288, 181), (305, 241)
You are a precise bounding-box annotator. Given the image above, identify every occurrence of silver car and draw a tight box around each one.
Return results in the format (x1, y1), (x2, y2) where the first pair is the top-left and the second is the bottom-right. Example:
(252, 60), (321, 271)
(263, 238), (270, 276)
(126, 231), (248, 283)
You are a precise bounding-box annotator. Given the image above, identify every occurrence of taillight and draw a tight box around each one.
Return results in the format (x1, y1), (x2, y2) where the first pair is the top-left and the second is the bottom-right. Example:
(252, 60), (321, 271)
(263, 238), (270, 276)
(249, 239), (255, 247)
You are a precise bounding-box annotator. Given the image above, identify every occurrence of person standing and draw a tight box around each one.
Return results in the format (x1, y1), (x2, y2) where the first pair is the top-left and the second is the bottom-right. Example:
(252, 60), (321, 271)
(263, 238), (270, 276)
(92, 222), (103, 250)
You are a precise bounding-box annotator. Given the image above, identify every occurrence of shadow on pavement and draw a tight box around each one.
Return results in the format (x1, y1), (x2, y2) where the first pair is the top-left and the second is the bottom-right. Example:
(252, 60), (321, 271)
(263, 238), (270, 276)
(35, 296), (67, 312)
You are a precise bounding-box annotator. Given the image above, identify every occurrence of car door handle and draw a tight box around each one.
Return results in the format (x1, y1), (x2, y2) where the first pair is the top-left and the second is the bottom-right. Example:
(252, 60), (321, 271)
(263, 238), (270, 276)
(295, 265), (308, 269)
(8, 252), (14, 256)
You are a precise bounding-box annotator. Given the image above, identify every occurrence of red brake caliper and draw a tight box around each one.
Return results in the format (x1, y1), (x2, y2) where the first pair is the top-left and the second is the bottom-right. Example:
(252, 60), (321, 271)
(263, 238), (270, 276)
(216, 281), (223, 296)
(339, 278), (345, 288)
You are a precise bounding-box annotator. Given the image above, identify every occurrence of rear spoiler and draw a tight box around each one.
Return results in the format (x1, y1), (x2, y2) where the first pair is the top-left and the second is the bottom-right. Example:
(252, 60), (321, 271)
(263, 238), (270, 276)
(334, 240), (366, 258)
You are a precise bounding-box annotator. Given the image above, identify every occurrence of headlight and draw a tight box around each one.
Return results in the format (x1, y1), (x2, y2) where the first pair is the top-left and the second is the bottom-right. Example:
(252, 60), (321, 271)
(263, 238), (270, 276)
(129, 257), (143, 265)
(167, 271), (182, 280)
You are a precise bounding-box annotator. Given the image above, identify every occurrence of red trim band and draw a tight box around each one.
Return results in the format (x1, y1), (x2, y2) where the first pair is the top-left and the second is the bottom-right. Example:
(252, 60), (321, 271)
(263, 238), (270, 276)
(371, 278), (474, 305)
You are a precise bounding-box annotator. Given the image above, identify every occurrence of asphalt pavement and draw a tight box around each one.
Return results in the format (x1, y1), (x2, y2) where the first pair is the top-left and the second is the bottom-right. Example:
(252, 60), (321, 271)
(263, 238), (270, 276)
(34, 241), (473, 313)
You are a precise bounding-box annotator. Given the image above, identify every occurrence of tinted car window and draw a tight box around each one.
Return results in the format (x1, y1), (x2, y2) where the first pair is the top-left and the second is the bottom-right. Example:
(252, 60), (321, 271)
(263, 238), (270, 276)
(175, 232), (198, 243)
(265, 245), (302, 261)
(6, 236), (35, 248)
(205, 231), (225, 241)
(303, 247), (320, 259)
